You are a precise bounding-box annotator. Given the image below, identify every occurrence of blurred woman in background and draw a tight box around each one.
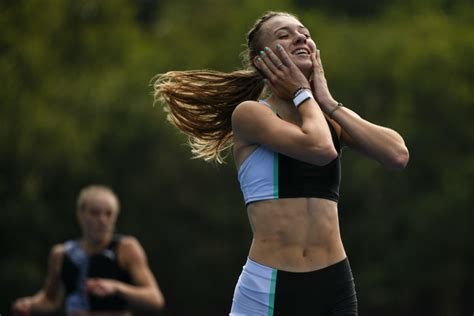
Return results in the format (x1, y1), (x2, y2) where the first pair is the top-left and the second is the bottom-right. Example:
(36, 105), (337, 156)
(12, 185), (165, 316)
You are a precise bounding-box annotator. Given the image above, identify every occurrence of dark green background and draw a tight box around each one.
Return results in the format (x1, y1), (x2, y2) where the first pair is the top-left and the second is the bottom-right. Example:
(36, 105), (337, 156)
(1, 0), (473, 315)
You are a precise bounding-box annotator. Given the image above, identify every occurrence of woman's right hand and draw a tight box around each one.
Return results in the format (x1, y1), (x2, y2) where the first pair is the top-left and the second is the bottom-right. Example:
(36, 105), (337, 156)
(12, 297), (33, 316)
(255, 44), (311, 101)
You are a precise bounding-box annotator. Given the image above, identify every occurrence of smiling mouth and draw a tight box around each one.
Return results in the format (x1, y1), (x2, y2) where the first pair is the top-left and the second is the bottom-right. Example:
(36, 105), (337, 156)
(292, 48), (310, 56)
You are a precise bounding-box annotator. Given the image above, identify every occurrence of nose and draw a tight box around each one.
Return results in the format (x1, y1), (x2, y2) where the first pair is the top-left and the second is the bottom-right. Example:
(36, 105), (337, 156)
(293, 32), (307, 45)
(98, 212), (109, 224)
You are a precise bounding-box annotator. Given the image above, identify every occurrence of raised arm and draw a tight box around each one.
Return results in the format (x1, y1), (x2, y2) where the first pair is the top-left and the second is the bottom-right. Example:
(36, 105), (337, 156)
(86, 236), (165, 312)
(232, 45), (337, 166)
(330, 106), (409, 170)
(311, 50), (409, 170)
(11, 245), (65, 316)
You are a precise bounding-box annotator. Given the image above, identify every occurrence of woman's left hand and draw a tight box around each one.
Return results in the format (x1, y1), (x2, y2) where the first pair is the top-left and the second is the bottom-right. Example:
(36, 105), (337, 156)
(311, 50), (337, 109)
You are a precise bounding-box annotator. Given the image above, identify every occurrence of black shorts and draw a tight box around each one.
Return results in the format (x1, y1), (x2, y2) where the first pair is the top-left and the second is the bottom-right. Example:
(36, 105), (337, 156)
(230, 257), (358, 315)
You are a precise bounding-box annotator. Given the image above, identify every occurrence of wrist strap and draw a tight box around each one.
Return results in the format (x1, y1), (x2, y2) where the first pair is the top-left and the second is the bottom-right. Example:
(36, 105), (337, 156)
(329, 102), (344, 118)
(293, 87), (309, 98)
(293, 89), (313, 108)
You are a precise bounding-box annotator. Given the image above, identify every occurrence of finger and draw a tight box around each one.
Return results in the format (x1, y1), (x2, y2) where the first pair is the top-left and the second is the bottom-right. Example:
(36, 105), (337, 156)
(312, 50), (324, 74)
(256, 57), (275, 80)
(316, 49), (324, 72)
(311, 52), (318, 66)
(275, 43), (295, 68)
(263, 47), (284, 71)
(86, 279), (96, 288)
(93, 289), (105, 297)
(316, 49), (323, 64)
(259, 49), (280, 74)
(90, 285), (106, 296)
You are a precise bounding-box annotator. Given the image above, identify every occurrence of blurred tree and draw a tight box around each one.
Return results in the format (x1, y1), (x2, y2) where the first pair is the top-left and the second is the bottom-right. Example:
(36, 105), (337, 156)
(0, 0), (473, 315)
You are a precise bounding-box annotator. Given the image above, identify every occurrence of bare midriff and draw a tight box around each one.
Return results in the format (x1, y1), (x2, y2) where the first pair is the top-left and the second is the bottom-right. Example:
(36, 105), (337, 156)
(247, 197), (346, 272)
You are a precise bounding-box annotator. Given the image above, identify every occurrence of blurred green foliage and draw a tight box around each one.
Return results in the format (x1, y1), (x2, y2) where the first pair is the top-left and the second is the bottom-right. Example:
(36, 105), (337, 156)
(1, 0), (473, 315)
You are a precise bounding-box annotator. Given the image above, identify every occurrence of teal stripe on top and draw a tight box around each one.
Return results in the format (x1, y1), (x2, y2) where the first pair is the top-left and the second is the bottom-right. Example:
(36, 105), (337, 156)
(268, 269), (277, 316)
(273, 152), (279, 198)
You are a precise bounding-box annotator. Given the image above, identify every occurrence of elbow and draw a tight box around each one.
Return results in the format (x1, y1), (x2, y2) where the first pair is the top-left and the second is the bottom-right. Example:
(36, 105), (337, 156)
(309, 144), (338, 166)
(322, 147), (339, 165)
(389, 147), (409, 171)
(157, 297), (166, 310)
(153, 292), (166, 311)
(143, 297), (165, 313)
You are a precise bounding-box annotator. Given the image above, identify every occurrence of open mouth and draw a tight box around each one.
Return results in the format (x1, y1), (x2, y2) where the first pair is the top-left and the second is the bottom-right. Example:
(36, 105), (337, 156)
(292, 48), (310, 56)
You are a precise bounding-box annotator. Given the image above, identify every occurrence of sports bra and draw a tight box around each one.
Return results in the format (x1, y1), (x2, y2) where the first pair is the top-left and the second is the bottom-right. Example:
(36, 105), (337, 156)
(237, 100), (342, 205)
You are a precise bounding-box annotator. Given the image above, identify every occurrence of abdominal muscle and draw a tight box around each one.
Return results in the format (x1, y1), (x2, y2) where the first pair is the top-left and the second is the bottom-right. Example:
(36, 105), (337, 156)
(247, 197), (346, 272)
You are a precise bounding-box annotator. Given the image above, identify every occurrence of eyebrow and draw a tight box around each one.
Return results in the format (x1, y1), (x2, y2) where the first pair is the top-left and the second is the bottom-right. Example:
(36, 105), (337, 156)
(274, 25), (309, 33)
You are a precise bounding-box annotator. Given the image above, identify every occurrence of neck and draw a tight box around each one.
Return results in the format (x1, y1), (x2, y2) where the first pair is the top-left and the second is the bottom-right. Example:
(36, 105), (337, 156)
(266, 95), (300, 122)
(80, 235), (113, 254)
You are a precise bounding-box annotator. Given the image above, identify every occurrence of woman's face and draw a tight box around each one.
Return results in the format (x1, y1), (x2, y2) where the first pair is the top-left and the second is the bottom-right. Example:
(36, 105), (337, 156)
(259, 15), (316, 77)
(77, 192), (118, 244)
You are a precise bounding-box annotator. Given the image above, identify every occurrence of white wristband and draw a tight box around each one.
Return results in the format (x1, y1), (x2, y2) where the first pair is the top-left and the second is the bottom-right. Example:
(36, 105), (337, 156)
(292, 89), (313, 107)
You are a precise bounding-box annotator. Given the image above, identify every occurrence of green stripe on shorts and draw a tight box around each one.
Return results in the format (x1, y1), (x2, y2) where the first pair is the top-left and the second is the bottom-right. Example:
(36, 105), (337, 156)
(268, 269), (277, 316)
(273, 153), (279, 198)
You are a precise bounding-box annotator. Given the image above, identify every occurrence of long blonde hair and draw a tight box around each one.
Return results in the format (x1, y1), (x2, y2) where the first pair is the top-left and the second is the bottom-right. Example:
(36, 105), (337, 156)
(153, 11), (296, 163)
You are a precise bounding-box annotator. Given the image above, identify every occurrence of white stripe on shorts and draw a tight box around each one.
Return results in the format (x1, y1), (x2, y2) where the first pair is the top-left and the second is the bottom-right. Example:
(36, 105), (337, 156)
(230, 257), (277, 316)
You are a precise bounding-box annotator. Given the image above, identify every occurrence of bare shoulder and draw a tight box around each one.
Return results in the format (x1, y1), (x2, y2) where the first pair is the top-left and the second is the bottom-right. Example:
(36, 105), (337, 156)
(48, 244), (66, 273)
(232, 100), (276, 137)
(233, 100), (262, 112)
(118, 234), (141, 247)
(50, 244), (65, 261)
(232, 100), (274, 123)
(117, 236), (146, 264)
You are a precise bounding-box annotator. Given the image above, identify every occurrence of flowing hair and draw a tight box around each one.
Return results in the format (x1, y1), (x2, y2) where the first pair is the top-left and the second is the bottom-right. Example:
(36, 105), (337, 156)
(152, 11), (296, 163)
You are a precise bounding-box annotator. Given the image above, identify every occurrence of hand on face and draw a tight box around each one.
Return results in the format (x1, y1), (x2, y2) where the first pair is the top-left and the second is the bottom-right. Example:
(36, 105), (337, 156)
(310, 49), (335, 107)
(255, 44), (311, 101)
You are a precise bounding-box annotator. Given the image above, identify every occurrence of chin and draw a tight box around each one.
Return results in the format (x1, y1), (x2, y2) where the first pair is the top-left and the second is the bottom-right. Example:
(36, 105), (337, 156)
(294, 60), (313, 77)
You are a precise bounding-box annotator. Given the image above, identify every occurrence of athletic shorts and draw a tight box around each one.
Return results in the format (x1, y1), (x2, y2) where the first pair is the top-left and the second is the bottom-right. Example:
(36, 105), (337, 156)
(230, 257), (357, 316)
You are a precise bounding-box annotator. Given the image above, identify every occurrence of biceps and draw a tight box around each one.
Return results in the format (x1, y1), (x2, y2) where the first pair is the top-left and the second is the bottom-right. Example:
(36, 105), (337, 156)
(241, 115), (317, 151)
(130, 265), (157, 287)
(126, 251), (156, 287)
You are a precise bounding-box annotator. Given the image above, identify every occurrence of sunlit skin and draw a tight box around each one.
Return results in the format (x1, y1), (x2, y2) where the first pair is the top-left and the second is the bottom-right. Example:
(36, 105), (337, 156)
(232, 15), (409, 272)
(233, 15), (346, 272)
(258, 15), (316, 78)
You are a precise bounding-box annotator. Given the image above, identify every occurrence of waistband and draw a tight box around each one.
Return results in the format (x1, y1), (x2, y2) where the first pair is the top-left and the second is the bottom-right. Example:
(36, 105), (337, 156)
(245, 257), (352, 284)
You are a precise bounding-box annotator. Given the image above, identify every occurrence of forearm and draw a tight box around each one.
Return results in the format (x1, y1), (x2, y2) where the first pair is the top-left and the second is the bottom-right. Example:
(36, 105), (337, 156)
(310, 47), (408, 169)
(298, 98), (338, 164)
(326, 102), (409, 169)
(28, 292), (60, 314)
(299, 98), (334, 143)
(117, 283), (165, 311)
